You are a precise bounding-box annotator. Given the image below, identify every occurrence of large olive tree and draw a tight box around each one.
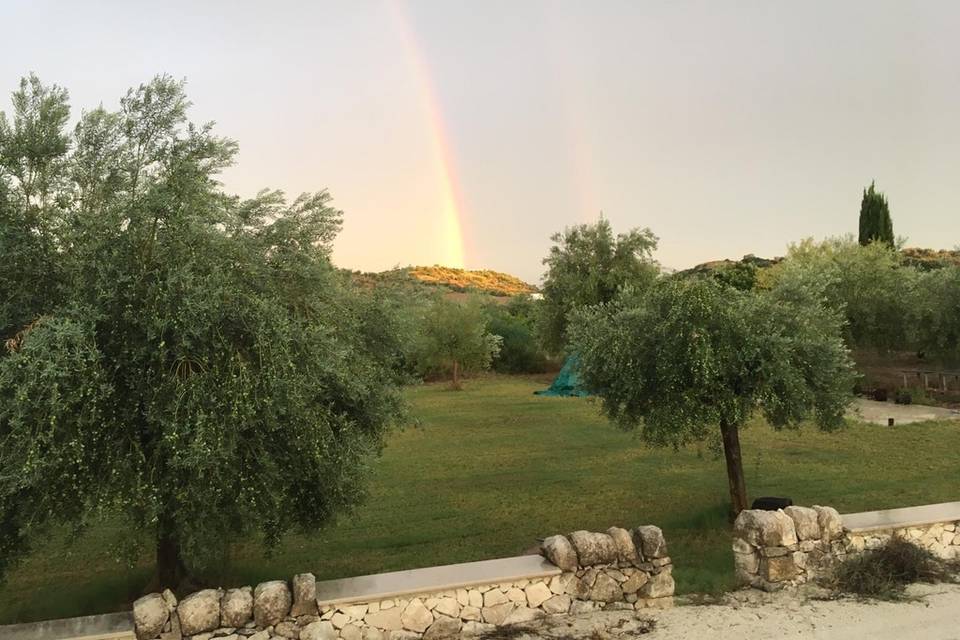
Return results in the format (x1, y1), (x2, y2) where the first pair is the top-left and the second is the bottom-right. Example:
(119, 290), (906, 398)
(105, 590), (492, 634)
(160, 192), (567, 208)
(0, 75), (408, 587)
(570, 275), (856, 517)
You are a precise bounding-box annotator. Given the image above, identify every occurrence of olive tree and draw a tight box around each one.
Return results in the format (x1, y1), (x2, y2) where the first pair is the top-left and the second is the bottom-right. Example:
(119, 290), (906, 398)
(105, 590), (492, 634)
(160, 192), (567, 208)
(570, 275), (856, 517)
(538, 219), (658, 353)
(0, 75), (408, 587)
(913, 265), (960, 363)
(760, 237), (916, 353)
(414, 298), (501, 389)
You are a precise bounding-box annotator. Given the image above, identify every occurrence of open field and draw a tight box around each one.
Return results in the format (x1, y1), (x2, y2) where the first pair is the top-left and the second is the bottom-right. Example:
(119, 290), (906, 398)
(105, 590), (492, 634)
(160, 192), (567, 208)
(2, 374), (959, 624)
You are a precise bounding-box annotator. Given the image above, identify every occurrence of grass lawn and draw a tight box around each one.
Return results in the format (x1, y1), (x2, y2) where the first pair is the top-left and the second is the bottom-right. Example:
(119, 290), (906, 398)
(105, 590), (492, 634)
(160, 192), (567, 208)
(2, 374), (959, 623)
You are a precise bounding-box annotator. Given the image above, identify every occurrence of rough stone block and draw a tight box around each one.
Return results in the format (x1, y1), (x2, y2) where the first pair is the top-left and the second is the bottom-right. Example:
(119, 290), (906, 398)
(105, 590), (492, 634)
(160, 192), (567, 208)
(524, 582), (552, 608)
(731, 538), (753, 555)
(423, 615), (461, 640)
(253, 581), (291, 627)
(620, 571), (649, 594)
(481, 602), (514, 625)
(784, 506), (821, 541)
(541, 595), (571, 614)
(812, 505), (843, 542)
(482, 589), (508, 608)
(606, 527), (641, 564)
(178, 590), (221, 637)
(300, 621), (338, 640)
(460, 605), (482, 621)
(433, 597), (459, 618)
(632, 526), (668, 559)
(734, 510), (798, 548)
(588, 572), (622, 602)
(760, 555), (799, 582)
(638, 569), (674, 599)
(541, 535), (578, 571)
(401, 599), (433, 633)
(568, 530), (618, 565)
(363, 607), (403, 631)
(734, 551), (759, 575)
(134, 593), (169, 640)
(220, 588), (253, 628)
(291, 573), (318, 617)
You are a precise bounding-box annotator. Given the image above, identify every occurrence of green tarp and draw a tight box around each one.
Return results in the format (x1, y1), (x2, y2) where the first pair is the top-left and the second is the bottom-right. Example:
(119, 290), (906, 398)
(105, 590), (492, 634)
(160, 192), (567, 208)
(534, 355), (589, 397)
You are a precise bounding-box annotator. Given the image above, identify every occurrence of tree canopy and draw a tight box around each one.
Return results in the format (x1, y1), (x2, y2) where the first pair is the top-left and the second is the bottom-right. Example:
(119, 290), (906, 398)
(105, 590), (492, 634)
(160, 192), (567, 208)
(538, 219), (658, 353)
(414, 297), (501, 389)
(761, 237), (915, 353)
(570, 275), (856, 516)
(858, 181), (894, 246)
(0, 75), (408, 587)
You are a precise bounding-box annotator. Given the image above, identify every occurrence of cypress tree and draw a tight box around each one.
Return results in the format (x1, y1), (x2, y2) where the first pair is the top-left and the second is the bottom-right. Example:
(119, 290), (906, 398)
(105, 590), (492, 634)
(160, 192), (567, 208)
(858, 181), (894, 246)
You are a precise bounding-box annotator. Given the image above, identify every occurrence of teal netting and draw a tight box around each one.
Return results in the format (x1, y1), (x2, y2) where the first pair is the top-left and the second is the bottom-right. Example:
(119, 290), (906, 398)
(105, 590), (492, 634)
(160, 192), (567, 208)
(534, 354), (589, 397)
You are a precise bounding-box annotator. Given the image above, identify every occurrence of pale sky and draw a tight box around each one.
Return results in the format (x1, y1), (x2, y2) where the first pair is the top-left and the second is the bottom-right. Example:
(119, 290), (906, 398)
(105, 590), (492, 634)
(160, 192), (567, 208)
(2, 1), (959, 283)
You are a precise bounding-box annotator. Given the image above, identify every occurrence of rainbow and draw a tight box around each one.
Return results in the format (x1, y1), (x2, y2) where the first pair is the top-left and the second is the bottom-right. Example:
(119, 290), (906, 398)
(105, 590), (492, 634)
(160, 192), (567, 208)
(390, 2), (467, 269)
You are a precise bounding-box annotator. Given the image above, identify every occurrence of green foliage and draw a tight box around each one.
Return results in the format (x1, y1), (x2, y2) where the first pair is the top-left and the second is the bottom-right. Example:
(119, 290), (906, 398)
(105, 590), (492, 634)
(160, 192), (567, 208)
(485, 296), (549, 374)
(572, 276), (855, 444)
(680, 255), (783, 292)
(570, 274), (855, 513)
(858, 181), (894, 246)
(912, 266), (960, 363)
(538, 219), (658, 353)
(0, 75), (407, 584)
(828, 538), (956, 599)
(763, 237), (915, 353)
(414, 298), (501, 388)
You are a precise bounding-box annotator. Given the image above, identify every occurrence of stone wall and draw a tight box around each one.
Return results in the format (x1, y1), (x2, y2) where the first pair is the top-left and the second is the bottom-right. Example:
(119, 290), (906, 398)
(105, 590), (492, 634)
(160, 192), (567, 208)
(733, 503), (960, 592)
(732, 505), (845, 591)
(843, 521), (960, 559)
(133, 524), (675, 640)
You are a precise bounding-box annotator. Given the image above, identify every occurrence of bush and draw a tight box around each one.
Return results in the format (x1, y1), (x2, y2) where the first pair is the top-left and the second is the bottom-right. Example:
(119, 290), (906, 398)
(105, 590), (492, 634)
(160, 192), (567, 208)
(872, 387), (889, 402)
(488, 313), (549, 374)
(894, 389), (912, 405)
(828, 538), (956, 599)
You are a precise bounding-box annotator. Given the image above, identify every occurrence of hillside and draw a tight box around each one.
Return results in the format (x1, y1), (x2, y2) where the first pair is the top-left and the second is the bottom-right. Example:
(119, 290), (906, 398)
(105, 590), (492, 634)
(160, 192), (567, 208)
(900, 247), (960, 270)
(345, 266), (538, 297)
(681, 247), (960, 282)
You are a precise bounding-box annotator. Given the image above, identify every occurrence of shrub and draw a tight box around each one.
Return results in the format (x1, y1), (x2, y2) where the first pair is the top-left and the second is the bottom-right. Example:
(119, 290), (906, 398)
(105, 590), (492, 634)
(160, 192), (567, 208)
(872, 388), (889, 402)
(488, 313), (549, 374)
(485, 296), (550, 374)
(828, 538), (956, 599)
(894, 389), (912, 405)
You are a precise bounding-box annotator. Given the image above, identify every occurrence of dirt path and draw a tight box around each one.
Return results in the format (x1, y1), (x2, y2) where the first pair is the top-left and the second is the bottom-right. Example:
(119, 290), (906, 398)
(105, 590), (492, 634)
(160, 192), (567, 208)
(514, 584), (960, 640)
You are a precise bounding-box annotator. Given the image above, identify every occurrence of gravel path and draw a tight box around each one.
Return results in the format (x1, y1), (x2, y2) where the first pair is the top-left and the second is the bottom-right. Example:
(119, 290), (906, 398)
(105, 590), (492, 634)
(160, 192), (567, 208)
(849, 398), (959, 425)
(511, 584), (960, 640)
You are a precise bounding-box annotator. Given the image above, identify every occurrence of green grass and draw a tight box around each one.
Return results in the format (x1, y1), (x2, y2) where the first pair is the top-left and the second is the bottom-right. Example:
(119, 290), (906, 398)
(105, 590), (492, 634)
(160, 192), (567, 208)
(2, 374), (959, 623)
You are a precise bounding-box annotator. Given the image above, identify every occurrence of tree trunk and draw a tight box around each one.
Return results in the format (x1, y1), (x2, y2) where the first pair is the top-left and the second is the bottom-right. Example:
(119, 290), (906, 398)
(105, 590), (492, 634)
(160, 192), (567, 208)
(451, 360), (461, 390)
(719, 418), (749, 519)
(156, 512), (186, 589)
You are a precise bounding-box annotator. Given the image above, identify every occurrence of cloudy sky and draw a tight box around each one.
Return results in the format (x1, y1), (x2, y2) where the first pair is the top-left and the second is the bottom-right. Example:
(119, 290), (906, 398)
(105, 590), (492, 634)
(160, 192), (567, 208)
(2, 1), (958, 282)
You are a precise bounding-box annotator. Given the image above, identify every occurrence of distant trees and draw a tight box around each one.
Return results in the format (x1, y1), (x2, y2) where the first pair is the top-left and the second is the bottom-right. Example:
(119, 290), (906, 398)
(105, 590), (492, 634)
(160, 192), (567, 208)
(858, 182), (894, 246)
(762, 238), (915, 353)
(571, 276), (856, 517)
(415, 298), (501, 389)
(0, 75), (408, 587)
(538, 219), (658, 353)
(913, 266), (960, 363)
